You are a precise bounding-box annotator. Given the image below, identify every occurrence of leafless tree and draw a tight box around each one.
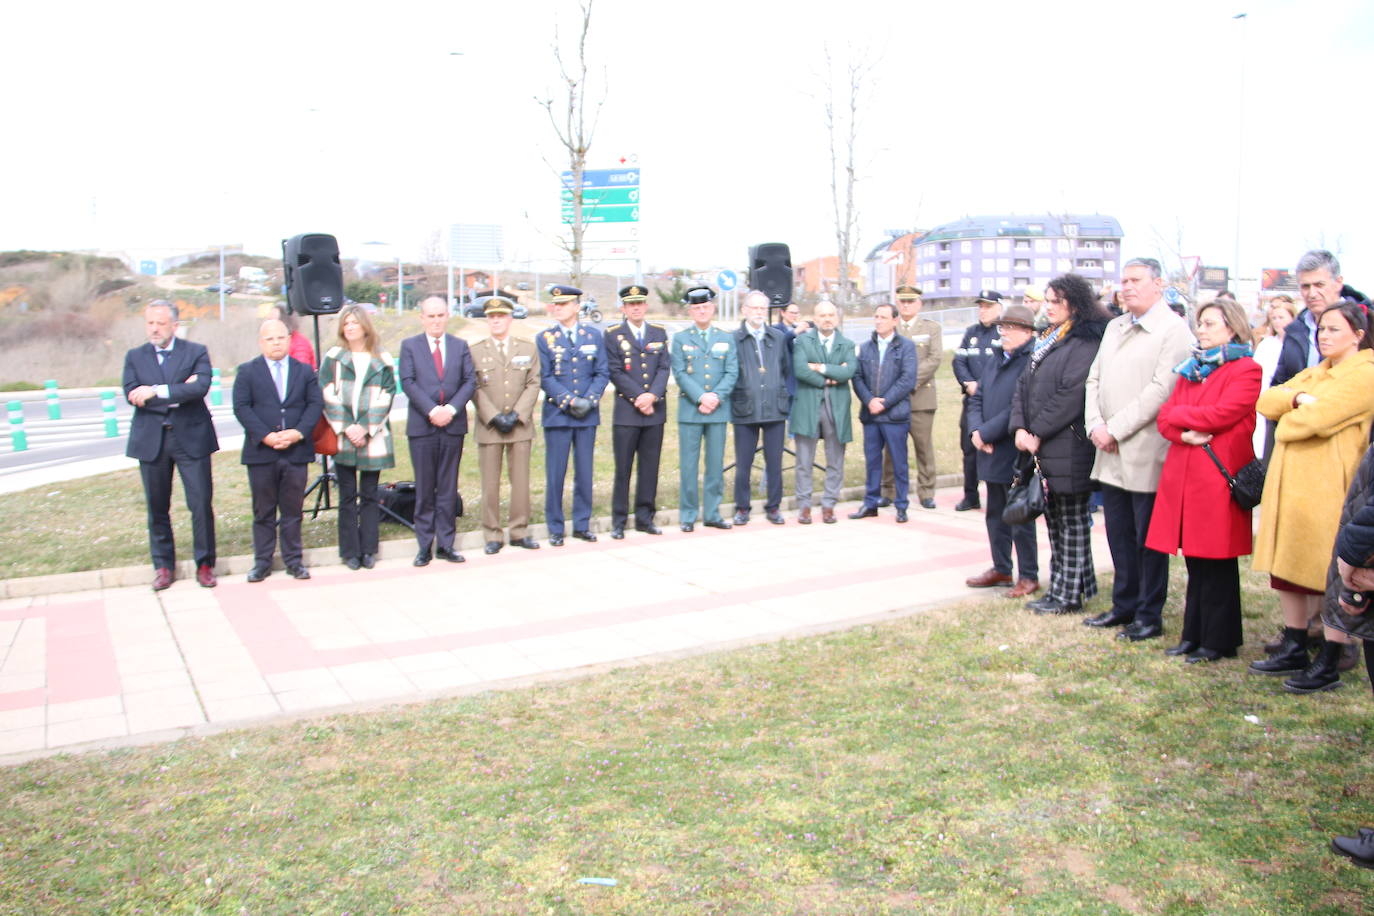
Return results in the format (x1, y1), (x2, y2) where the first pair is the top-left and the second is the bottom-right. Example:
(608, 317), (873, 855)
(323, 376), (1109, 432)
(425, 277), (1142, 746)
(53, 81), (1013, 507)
(822, 46), (874, 308)
(536, 0), (604, 287)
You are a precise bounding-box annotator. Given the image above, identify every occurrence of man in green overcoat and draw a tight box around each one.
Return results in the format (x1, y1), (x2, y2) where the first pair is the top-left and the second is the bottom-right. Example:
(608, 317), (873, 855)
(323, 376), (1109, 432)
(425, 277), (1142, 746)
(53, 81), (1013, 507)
(790, 300), (855, 524)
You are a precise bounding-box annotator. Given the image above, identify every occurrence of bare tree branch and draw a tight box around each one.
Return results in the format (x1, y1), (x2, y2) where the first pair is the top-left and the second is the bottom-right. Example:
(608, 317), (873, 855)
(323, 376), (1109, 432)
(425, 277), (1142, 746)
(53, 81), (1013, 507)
(822, 45), (876, 308)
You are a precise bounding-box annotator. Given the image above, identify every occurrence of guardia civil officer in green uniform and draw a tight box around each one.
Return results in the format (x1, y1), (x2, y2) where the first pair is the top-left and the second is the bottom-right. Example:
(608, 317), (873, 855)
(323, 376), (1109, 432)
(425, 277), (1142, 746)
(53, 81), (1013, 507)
(605, 284), (670, 538)
(671, 286), (738, 531)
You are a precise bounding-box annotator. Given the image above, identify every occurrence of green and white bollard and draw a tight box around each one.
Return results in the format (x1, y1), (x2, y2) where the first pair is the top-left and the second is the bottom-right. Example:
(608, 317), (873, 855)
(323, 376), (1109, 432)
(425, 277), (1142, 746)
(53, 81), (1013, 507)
(44, 379), (61, 420)
(7, 401), (26, 451)
(210, 368), (223, 406)
(102, 391), (119, 437)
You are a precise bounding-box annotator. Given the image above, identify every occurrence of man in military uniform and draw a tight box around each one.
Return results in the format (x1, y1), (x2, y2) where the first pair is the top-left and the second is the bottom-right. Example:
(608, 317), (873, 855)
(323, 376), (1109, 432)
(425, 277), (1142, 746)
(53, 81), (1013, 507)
(881, 285), (942, 510)
(952, 289), (1005, 511)
(732, 290), (794, 525)
(470, 296), (542, 555)
(671, 286), (738, 532)
(605, 284), (670, 538)
(537, 284), (609, 546)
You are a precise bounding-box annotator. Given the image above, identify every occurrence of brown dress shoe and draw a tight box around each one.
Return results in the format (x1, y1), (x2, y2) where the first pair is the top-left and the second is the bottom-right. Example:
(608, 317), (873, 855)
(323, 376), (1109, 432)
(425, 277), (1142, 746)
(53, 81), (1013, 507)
(152, 567), (174, 591)
(965, 568), (1014, 588)
(822, 507), (836, 524)
(798, 506), (812, 525)
(1006, 578), (1041, 598)
(196, 564), (217, 588)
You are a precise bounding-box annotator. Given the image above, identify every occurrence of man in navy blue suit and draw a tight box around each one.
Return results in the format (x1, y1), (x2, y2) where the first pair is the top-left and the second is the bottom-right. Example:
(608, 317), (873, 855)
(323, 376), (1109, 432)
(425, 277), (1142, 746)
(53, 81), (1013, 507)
(538, 285), (609, 545)
(122, 300), (219, 590)
(232, 318), (323, 582)
(399, 294), (477, 566)
(849, 303), (917, 523)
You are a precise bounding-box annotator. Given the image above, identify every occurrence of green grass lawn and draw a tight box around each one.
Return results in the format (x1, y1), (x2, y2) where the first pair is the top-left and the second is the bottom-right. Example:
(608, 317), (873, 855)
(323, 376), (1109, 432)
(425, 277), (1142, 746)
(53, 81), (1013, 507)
(1, 560), (1371, 913)
(1, 360), (967, 579)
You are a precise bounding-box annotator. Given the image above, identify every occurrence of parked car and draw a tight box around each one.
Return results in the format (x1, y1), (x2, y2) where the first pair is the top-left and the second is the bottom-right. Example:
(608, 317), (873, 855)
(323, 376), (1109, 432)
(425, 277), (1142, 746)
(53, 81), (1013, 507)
(205, 284), (235, 294)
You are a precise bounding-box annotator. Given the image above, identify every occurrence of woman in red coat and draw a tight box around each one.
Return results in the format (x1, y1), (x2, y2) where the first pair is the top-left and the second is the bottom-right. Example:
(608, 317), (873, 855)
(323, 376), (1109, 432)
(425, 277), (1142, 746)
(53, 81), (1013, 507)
(1146, 298), (1262, 662)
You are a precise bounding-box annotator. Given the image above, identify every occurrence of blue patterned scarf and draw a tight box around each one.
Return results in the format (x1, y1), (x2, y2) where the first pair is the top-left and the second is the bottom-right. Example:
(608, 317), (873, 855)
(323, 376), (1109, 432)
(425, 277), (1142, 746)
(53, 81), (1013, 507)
(1173, 342), (1253, 382)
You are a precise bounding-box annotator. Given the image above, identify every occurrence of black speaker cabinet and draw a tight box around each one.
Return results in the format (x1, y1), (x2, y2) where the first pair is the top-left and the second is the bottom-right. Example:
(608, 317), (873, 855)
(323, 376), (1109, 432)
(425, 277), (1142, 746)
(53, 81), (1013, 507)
(283, 233), (344, 315)
(748, 242), (793, 306)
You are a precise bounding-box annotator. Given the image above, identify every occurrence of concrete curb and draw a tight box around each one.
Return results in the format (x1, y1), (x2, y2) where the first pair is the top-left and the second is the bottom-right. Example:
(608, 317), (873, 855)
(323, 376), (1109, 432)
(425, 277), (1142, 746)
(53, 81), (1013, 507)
(0, 475), (965, 600)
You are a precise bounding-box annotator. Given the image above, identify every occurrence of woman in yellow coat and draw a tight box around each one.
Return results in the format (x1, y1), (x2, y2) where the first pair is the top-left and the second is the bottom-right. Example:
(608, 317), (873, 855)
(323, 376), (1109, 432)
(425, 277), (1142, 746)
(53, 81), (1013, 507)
(1251, 302), (1374, 692)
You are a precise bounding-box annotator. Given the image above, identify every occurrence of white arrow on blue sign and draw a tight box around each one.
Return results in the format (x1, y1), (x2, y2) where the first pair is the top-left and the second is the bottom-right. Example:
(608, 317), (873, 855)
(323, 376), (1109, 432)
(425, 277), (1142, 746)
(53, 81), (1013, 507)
(716, 269), (738, 291)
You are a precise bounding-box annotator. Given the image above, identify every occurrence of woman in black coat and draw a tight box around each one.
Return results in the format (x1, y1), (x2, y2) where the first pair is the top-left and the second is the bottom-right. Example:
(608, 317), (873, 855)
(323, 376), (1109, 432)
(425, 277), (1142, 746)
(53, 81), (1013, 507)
(1009, 273), (1112, 614)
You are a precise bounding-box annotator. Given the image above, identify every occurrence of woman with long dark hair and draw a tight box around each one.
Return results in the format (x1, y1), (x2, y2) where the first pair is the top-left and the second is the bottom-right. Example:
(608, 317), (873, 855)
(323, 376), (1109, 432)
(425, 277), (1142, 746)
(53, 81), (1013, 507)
(1009, 274), (1112, 614)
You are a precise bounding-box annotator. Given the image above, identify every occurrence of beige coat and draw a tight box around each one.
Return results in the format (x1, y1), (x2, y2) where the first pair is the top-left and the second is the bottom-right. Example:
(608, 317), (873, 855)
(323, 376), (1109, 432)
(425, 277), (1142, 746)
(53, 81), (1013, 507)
(1252, 349), (1374, 590)
(471, 336), (540, 445)
(1084, 303), (1194, 492)
(895, 316), (942, 411)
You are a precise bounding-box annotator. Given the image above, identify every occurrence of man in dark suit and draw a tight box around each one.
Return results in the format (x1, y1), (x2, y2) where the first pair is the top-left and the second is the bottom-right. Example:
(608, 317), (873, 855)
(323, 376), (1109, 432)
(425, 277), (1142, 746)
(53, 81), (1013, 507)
(849, 303), (917, 522)
(232, 318), (323, 582)
(122, 300), (219, 590)
(538, 285), (609, 546)
(732, 290), (794, 525)
(399, 294), (476, 566)
(605, 284), (670, 539)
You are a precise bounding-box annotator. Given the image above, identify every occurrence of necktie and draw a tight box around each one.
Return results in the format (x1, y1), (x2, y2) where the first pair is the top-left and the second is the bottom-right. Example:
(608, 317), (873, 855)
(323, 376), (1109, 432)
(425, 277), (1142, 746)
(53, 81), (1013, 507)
(158, 348), (171, 383)
(432, 339), (445, 404)
(823, 335), (831, 355)
(272, 360), (285, 401)
(497, 340), (506, 360)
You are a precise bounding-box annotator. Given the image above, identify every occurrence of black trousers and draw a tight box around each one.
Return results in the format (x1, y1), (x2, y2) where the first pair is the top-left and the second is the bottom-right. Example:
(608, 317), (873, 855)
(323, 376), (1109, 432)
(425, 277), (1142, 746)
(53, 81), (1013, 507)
(958, 397), (978, 502)
(247, 458), (308, 567)
(1181, 555), (1243, 651)
(409, 433), (464, 552)
(1100, 483), (1169, 627)
(985, 481), (1039, 581)
(139, 425), (215, 569)
(612, 423), (664, 528)
(733, 421), (785, 513)
(336, 464), (380, 560)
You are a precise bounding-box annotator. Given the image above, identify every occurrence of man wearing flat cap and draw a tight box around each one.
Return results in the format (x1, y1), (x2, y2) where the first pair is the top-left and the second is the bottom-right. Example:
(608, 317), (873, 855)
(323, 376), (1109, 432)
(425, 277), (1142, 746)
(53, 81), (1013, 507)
(538, 284), (609, 546)
(881, 285), (942, 510)
(604, 284), (670, 538)
(470, 296), (542, 555)
(952, 289), (1006, 511)
(671, 286), (738, 531)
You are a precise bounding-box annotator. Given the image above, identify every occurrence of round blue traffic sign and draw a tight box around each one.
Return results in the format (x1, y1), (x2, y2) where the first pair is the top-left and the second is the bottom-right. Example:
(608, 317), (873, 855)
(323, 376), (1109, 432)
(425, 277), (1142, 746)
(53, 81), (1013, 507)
(716, 269), (738, 291)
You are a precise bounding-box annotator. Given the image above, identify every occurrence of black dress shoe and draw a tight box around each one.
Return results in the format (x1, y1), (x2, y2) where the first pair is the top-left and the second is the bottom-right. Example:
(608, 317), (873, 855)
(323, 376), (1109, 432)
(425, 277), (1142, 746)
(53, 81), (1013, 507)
(286, 565), (310, 580)
(360, 554), (375, 569)
(848, 506), (878, 519)
(436, 547), (465, 563)
(680, 523), (695, 532)
(733, 511), (750, 526)
(895, 509), (908, 523)
(1164, 640), (1199, 657)
(1186, 646), (1237, 664)
(954, 498), (981, 512)
(484, 541), (502, 555)
(635, 523), (662, 535)
(610, 526), (625, 540)
(921, 499), (936, 510)
(877, 497), (893, 508)
(1084, 608), (1134, 629)
(413, 551), (431, 567)
(572, 530), (597, 542)
(1117, 621), (1164, 642)
(1029, 597), (1082, 615)
(765, 509), (784, 525)
(549, 534), (565, 547)
(345, 557), (363, 570)
(509, 537), (540, 550)
(247, 565), (271, 583)
(1331, 828), (1374, 868)
(702, 519), (732, 530)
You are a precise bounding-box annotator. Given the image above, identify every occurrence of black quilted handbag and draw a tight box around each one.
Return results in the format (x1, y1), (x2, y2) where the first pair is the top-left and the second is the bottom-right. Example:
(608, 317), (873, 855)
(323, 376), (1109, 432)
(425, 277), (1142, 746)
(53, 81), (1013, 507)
(1203, 444), (1265, 511)
(1002, 455), (1046, 525)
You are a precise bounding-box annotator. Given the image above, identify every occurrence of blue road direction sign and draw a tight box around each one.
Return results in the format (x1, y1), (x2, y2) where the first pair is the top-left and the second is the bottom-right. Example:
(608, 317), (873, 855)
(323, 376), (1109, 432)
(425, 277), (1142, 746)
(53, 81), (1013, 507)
(561, 168), (640, 189)
(139, 260), (158, 276)
(716, 270), (738, 291)
(561, 167), (640, 225)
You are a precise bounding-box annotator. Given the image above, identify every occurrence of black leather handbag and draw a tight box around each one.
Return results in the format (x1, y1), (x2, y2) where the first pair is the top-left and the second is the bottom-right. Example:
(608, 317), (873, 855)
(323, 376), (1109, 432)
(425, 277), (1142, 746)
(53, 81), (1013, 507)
(1203, 444), (1265, 511)
(1003, 455), (1046, 525)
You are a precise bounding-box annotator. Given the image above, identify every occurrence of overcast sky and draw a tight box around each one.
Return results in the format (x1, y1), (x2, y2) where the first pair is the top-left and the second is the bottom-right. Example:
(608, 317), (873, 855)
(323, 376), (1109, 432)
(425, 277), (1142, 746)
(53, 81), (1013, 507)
(6, 0), (1372, 288)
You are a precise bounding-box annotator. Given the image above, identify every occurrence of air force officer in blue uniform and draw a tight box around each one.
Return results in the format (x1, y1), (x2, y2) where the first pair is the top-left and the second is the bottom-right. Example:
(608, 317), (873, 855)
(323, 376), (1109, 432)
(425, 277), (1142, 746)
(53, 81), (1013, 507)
(538, 285), (610, 545)
(850, 303), (917, 522)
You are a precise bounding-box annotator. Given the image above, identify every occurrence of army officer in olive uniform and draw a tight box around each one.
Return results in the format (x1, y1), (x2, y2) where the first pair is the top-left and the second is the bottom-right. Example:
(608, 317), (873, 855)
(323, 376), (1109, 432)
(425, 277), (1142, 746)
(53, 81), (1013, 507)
(538, 284), (610, 546)
(671, 286), (738, 531)
(881, 285), (943, 509)
(605, 284), (670, 538)
(471, 296), (542, 555)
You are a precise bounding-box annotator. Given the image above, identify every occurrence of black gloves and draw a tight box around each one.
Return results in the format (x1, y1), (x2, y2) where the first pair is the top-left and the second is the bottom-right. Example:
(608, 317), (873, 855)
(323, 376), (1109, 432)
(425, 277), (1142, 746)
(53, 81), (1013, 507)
(566, 397), (593, 420)
(489, 411), (520, 435)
